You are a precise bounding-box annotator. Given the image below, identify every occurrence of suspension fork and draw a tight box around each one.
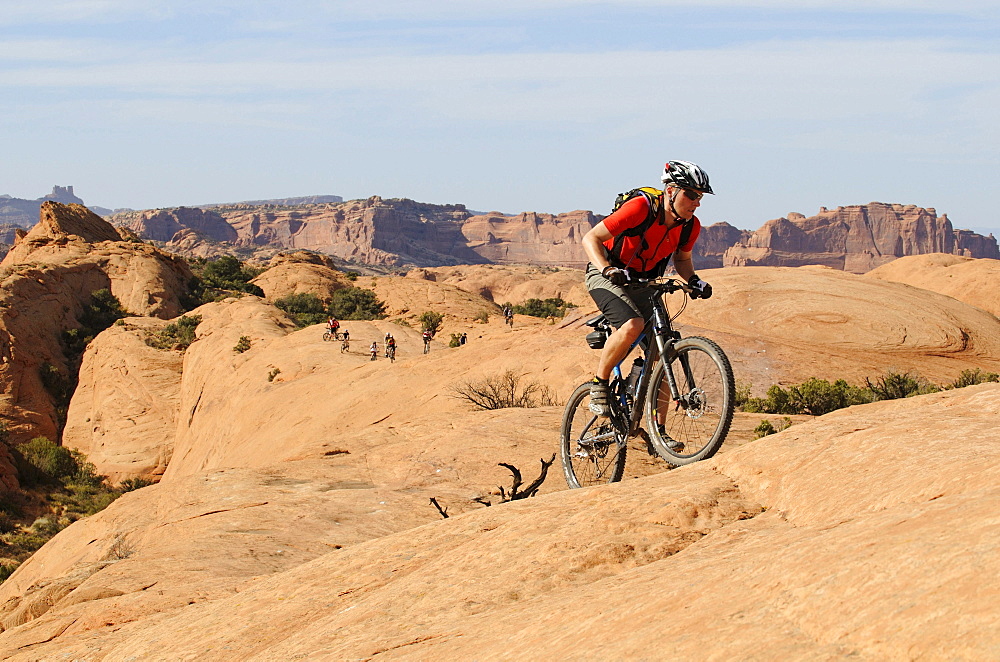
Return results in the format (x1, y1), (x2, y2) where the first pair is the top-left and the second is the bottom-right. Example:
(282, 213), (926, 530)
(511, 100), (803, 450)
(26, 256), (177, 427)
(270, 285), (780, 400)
(650, 296), (682, 402)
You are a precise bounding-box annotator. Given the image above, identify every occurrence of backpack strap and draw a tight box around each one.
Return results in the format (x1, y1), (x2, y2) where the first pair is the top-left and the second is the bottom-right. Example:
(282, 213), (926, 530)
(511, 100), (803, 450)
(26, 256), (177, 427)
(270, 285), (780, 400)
(607, 187), (663, 269)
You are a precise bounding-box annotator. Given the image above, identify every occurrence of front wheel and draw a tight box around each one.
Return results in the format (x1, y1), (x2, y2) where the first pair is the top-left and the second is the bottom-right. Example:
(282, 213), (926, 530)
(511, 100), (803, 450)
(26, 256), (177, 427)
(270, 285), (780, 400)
(322, 332), (332, 342)
(646, 337), (735, 466)
(560, 383), (626, 488)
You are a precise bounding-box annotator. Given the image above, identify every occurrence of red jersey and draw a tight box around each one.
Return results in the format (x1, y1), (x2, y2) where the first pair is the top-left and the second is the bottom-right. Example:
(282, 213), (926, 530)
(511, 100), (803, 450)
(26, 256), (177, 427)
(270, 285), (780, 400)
(602, 194), (701, 277)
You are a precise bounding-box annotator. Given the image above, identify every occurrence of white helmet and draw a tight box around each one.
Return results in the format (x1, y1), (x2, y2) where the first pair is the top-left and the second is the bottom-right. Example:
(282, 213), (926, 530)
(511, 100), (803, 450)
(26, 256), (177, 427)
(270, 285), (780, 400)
(661, 160), (714, 194)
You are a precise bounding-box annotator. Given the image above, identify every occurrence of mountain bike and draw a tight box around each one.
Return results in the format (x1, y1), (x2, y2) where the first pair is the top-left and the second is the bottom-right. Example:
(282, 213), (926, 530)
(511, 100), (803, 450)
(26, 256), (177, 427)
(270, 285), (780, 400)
(386, 344), (396, 362)
(560, 278), (735, 488)
(341, 337), (350, 353)
(323, 330), (346, 342)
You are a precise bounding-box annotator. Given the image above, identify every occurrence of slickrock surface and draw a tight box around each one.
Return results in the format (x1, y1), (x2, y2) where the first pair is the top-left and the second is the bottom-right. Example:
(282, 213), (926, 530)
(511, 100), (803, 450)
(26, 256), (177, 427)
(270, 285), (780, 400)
(864, 253), (1000, 319)
(3, 258), (1000, 658)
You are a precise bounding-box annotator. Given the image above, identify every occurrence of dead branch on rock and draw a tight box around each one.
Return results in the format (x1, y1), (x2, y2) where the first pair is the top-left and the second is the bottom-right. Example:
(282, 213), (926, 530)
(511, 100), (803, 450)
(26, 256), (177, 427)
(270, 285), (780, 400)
(475, 454), (556, 506)
(429, 497), (449, 519)
(450, 370), (559, 410)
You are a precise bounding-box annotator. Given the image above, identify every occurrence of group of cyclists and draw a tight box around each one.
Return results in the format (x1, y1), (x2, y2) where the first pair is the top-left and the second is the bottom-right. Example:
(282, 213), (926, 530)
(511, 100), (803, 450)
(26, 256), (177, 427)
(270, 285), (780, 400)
(327, 317), (401, 361)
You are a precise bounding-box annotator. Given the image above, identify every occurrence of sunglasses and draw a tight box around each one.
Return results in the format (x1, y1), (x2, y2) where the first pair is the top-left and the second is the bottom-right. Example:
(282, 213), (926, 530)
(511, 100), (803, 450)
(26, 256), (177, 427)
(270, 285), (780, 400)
(681, 189), (704, 201)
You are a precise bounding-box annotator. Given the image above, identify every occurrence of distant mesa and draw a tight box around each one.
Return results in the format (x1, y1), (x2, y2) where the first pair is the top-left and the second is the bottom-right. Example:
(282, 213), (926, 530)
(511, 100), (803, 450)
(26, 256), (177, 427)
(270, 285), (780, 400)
(4, 187), (998, 273)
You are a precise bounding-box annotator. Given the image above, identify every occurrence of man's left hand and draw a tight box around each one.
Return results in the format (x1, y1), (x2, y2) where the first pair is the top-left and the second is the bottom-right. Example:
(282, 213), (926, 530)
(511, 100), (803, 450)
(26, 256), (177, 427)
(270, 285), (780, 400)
(688, 275), (713, 299)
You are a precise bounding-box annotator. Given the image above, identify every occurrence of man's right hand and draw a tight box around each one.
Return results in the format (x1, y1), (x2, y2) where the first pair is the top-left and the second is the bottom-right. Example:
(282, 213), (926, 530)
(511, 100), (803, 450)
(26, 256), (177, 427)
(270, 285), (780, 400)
(602, 266), (628, 287)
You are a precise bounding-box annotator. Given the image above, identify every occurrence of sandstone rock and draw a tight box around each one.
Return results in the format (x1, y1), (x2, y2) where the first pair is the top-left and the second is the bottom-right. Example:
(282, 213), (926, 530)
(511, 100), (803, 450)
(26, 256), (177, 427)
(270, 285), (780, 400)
(250, 251), (350, 302)
(0, 203), (194, 450)
(723, 202), (1000, 273)
(864, 253), (1000, 319)
(112, 206), (237, 243)
(461, 209), (598, 267)
(62, 318), (184, 482)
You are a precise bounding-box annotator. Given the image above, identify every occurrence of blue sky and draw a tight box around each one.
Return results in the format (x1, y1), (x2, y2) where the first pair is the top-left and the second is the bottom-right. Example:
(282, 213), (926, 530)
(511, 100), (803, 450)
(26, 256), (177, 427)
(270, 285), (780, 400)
(2, 0), (998, 234)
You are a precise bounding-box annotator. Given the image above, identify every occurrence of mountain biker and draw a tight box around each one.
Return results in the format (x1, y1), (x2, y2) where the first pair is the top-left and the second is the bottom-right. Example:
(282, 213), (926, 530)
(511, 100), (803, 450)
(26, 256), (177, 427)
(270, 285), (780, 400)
(328, 317), (340, 336)
(385, 333), (396, 358)
(422, 330), (432, 353)
(370, 340), (378, 361)
(581, 160), (715, 418)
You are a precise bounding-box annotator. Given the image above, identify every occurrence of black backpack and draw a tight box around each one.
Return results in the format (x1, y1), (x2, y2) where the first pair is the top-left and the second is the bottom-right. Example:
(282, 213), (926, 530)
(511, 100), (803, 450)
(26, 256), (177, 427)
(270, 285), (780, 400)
(607, 187), (695, 276)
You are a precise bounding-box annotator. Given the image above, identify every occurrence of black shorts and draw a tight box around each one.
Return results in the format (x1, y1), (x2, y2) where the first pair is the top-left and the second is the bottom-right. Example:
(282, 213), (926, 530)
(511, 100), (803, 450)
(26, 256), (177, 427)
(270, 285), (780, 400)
(584, 264), (656, 330)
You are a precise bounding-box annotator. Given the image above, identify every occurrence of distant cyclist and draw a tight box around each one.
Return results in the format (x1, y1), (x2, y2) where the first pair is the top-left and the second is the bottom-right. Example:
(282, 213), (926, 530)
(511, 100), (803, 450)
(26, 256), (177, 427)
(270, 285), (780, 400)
(582, 160), (715, 417)
(384, 331), (394, 356)
(369, 340), (378, 361)
(328, 317), (341, 338)
(386, 335), (396, 361)
(422, 330), (432, 354)
(503, 306), (514, 327)
(340, 329), (350, 353)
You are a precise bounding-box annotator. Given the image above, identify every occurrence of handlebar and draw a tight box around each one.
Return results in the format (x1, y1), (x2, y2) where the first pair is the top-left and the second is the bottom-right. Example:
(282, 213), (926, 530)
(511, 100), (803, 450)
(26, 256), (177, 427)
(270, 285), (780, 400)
(623, 277), (692, 294)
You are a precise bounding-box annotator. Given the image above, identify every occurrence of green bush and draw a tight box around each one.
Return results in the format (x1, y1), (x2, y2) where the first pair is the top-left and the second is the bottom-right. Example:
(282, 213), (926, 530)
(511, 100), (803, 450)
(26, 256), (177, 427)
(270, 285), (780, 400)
(344, 271), (359, 281)
(753, 416), (792, 440)
(328, 287), (386, 321)
(274, 293), (327, 327)
(233, 336), (252, 353)
(743, 378), (871, 416)
(949, 368), (1000, 389)
(449, 333), (462, 348)
(188, 256), (265, 304)
(119, 477), (155, 492)
(419, 311), (444, 336)
(512, 297), (576, 319)
(146, 315), (202, 351)
(865, 370), (937, 401)
(17, 437), (78, 485)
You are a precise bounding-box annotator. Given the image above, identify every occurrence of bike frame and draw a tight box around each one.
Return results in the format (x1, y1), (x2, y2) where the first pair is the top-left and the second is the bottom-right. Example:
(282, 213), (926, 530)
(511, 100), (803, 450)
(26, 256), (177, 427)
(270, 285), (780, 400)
(608, 284), (687, 439)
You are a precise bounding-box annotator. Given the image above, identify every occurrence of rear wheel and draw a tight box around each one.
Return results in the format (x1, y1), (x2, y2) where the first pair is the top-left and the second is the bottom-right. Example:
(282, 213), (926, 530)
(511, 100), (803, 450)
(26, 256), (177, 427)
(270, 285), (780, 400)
(646, 337), (735, 466)
(561, 383), (626, 488)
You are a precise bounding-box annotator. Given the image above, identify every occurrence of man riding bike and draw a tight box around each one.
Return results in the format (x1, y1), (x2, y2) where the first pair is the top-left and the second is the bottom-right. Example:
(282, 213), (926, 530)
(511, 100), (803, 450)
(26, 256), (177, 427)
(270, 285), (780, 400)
(328, 317), (341, 337)
(581, 160), (715, 422)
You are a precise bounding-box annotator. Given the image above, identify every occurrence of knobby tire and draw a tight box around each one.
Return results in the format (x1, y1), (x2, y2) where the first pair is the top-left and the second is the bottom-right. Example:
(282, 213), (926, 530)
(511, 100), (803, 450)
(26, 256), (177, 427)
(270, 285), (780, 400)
(645, 336), (735, 466)
(560, 382), (627, 488)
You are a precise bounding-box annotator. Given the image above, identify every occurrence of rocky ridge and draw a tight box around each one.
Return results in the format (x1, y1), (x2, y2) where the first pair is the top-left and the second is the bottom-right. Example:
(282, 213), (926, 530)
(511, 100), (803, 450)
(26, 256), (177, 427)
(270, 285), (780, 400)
(723, 202), (1000, 273)
(0, 203), (194, 459)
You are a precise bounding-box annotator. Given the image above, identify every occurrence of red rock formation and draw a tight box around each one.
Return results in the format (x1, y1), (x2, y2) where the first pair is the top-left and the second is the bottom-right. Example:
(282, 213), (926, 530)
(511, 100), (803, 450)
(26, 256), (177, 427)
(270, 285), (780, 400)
(0, 203), (195, 459)
(461, 209), (598, 267)
(723, 202), (1000, 273)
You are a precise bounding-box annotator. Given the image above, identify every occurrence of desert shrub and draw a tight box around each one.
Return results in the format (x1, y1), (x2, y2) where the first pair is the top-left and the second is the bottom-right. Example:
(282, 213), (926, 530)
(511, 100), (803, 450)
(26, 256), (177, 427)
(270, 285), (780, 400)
(119, 477), (155, 492)
(1, 444), (125, 585)
(273, 293), (326, 327)
(268, 367), (281, 382)
(16, 437), (78, 485)
(449, 333), (462, 348)
(752, 416), (792, 440)
(145, 314), (202, 351)
(451, 370), (559, 410)
(742, 378), (870, 416)
(949, 368), (1000, 389)
(474, 310), (490, 324)
(734, 380), (753, 408)
(344, 271), (359, 281)
(328, 287), (386, 320)
(419, 311), (444, 336)
(234, 336), (252, 353)
(865, 369), (937, 401)
(512, 297), (576, 319)
(190, 255), (265, 301)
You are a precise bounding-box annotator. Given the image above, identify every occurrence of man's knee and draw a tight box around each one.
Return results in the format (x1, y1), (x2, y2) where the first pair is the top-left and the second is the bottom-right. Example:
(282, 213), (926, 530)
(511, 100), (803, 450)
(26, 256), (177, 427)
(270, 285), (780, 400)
(620, 317), (644, 339)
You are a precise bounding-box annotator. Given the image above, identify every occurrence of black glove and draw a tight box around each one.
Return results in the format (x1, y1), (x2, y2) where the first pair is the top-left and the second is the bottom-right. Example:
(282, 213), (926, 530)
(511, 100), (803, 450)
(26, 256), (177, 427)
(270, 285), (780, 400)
(602, 266), (628, 287)
(688, 274), (713, 299)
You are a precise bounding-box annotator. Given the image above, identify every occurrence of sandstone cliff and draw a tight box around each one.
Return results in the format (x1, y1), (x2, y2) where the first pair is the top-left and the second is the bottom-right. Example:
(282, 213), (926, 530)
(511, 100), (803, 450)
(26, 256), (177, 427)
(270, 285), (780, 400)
(0, 203), (194, 464)
(723, 202), (1000, 273)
